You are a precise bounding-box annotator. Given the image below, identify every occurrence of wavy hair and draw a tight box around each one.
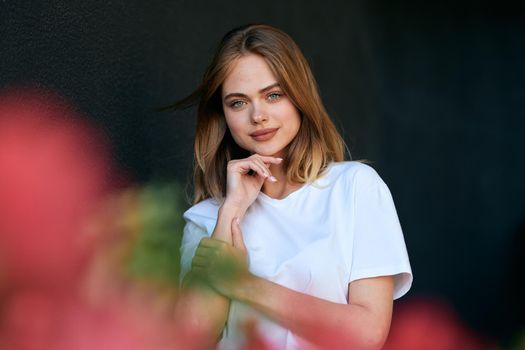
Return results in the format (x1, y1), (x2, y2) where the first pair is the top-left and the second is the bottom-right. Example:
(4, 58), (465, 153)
(171, 24), (346, 204)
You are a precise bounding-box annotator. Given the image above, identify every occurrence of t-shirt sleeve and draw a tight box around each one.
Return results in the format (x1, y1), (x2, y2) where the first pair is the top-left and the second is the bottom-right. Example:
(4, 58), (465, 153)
(179, 199), (220, 285)
(348, 165), (413, 299)
(179, 220), (209, 285)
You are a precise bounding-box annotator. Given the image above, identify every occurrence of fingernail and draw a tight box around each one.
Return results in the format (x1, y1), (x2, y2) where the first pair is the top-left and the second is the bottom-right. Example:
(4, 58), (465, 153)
(277, 158), (283, 162)
(269, 176), (277, 182)
(235, 217), (240, 225)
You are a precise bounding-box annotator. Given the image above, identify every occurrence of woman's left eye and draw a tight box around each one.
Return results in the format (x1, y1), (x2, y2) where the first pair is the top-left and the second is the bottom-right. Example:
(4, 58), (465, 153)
(267, 92), (282, 101)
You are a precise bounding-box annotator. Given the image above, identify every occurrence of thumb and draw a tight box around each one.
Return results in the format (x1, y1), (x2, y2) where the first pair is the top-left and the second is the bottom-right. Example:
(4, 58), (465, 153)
(231, 217), (246, 251)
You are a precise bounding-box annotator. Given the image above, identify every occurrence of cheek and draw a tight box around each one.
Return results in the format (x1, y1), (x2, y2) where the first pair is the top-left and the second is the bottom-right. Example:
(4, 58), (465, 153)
(224, 115), (246, 144)
(281, 106), (301, 134)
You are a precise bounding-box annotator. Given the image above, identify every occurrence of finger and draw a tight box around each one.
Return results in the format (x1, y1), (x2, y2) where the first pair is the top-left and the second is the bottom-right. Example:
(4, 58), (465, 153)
(194, 248), (211, 260)
(250, 162), (270, 179)
(195, 243), (219, 257)
(191, 255), (208, 268)
(199, 237), (224, 248)
(240, 160), (269, 179)
(253, 157), (270, 174)
(253, 155), (284, 165)
(253, 158), (277, 182)
(231, 217), (246, 251)
(230, 159), (267, 179)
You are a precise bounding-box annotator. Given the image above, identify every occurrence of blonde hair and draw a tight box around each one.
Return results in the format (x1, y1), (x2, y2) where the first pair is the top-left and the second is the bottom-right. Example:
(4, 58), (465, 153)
(172, 24), (346, 204)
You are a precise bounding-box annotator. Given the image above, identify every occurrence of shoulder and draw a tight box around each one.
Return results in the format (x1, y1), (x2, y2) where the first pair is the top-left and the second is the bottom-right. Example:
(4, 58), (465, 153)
(183, 198), (220, 232)
(322, 161), (385, 189)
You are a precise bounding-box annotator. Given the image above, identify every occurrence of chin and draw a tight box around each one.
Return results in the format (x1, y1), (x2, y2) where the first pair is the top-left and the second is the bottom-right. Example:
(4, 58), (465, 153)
(252, 148), (282, 157)
(241, 140), (287, 157)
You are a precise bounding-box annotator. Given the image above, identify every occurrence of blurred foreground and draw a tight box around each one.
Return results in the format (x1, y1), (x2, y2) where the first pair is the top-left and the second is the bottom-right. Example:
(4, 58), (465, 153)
(0, 88), (522, 349)
(0, 88), (193, 349)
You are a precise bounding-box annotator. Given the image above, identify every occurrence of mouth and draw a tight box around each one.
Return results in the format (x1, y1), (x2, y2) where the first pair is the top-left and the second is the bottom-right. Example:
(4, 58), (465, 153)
(250, 128), (279, 141)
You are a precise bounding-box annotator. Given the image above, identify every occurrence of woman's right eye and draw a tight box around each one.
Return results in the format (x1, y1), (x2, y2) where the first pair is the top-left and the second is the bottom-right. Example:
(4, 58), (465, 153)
(230, 100), (246, 109)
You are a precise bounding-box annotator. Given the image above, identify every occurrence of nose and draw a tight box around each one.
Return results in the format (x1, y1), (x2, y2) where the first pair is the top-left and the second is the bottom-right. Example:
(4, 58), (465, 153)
(250, 104), (268, 124)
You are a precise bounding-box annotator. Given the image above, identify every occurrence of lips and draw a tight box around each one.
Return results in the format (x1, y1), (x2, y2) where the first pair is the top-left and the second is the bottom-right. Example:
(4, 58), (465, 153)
(250, 128), (279, 141)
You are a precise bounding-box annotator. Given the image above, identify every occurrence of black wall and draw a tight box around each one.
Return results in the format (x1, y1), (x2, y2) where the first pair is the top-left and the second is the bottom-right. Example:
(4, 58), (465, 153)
(2, 0), (524, 342)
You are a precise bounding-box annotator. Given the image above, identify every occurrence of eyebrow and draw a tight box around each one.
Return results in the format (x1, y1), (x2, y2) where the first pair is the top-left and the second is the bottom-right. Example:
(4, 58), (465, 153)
(223, 82), (280, 101)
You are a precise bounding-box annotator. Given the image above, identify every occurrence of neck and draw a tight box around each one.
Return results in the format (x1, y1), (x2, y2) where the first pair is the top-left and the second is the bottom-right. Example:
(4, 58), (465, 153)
(261, 163), (301, 200)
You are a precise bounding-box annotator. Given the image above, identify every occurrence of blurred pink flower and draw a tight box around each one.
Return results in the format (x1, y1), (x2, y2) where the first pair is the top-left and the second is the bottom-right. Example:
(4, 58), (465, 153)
(383, 297), (484, 350)
(0, 88), (209, 350)
(0, 87), (111, 290)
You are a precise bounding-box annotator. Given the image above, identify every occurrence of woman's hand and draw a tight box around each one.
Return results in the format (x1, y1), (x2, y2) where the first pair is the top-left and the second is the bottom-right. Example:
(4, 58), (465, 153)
(191, 218), (394, 349)
(224, 154), (282, 214)
(191, 218), (251, 298)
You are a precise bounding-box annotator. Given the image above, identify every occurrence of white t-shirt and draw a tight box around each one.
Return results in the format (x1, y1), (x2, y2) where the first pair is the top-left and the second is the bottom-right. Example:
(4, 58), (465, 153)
(180, 161), (413, 350)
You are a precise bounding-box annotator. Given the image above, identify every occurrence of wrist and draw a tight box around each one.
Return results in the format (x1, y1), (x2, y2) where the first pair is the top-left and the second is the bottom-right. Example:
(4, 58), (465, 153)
(211, 202), (246, 242)
(233, 273), (260, 303)
(220, 200), (247, 220)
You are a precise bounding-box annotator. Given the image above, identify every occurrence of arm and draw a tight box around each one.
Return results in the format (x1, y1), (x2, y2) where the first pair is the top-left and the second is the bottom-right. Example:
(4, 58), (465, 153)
(178, 155), (282, 345)
(193, 220), (395, 350)
(175, 276), (229, 347)
(175, 204), (244, 346)
(235, 274), (394, 350)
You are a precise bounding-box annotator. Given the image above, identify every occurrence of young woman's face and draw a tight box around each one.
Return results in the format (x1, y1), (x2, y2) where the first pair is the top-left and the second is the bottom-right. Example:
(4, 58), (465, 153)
(221, 54), (301, 158)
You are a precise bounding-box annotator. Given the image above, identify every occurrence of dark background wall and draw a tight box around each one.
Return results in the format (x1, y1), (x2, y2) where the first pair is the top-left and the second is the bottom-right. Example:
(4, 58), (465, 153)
(1, 0), (524, 343)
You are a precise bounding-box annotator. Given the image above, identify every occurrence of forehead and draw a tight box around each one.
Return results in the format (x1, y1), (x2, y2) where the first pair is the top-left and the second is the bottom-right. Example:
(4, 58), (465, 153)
(222, 54), (278, 96)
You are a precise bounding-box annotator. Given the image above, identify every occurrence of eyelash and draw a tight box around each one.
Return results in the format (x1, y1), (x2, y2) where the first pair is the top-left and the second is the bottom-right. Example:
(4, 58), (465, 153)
(267, 92), (282, 101)
(229, 91), (284, 109)
(230, 100), (245, 109)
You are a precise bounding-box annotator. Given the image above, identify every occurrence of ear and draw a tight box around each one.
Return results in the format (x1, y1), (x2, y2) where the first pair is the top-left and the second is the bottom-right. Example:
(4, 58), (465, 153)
(231, 217), (246, 251)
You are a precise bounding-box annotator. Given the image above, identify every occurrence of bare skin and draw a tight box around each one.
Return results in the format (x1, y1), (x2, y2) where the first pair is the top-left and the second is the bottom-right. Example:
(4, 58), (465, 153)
(179, 54), (395, 349)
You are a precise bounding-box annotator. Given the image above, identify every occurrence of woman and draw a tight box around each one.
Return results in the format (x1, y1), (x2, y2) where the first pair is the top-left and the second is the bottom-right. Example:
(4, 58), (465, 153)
(175, 24), (412, 350)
